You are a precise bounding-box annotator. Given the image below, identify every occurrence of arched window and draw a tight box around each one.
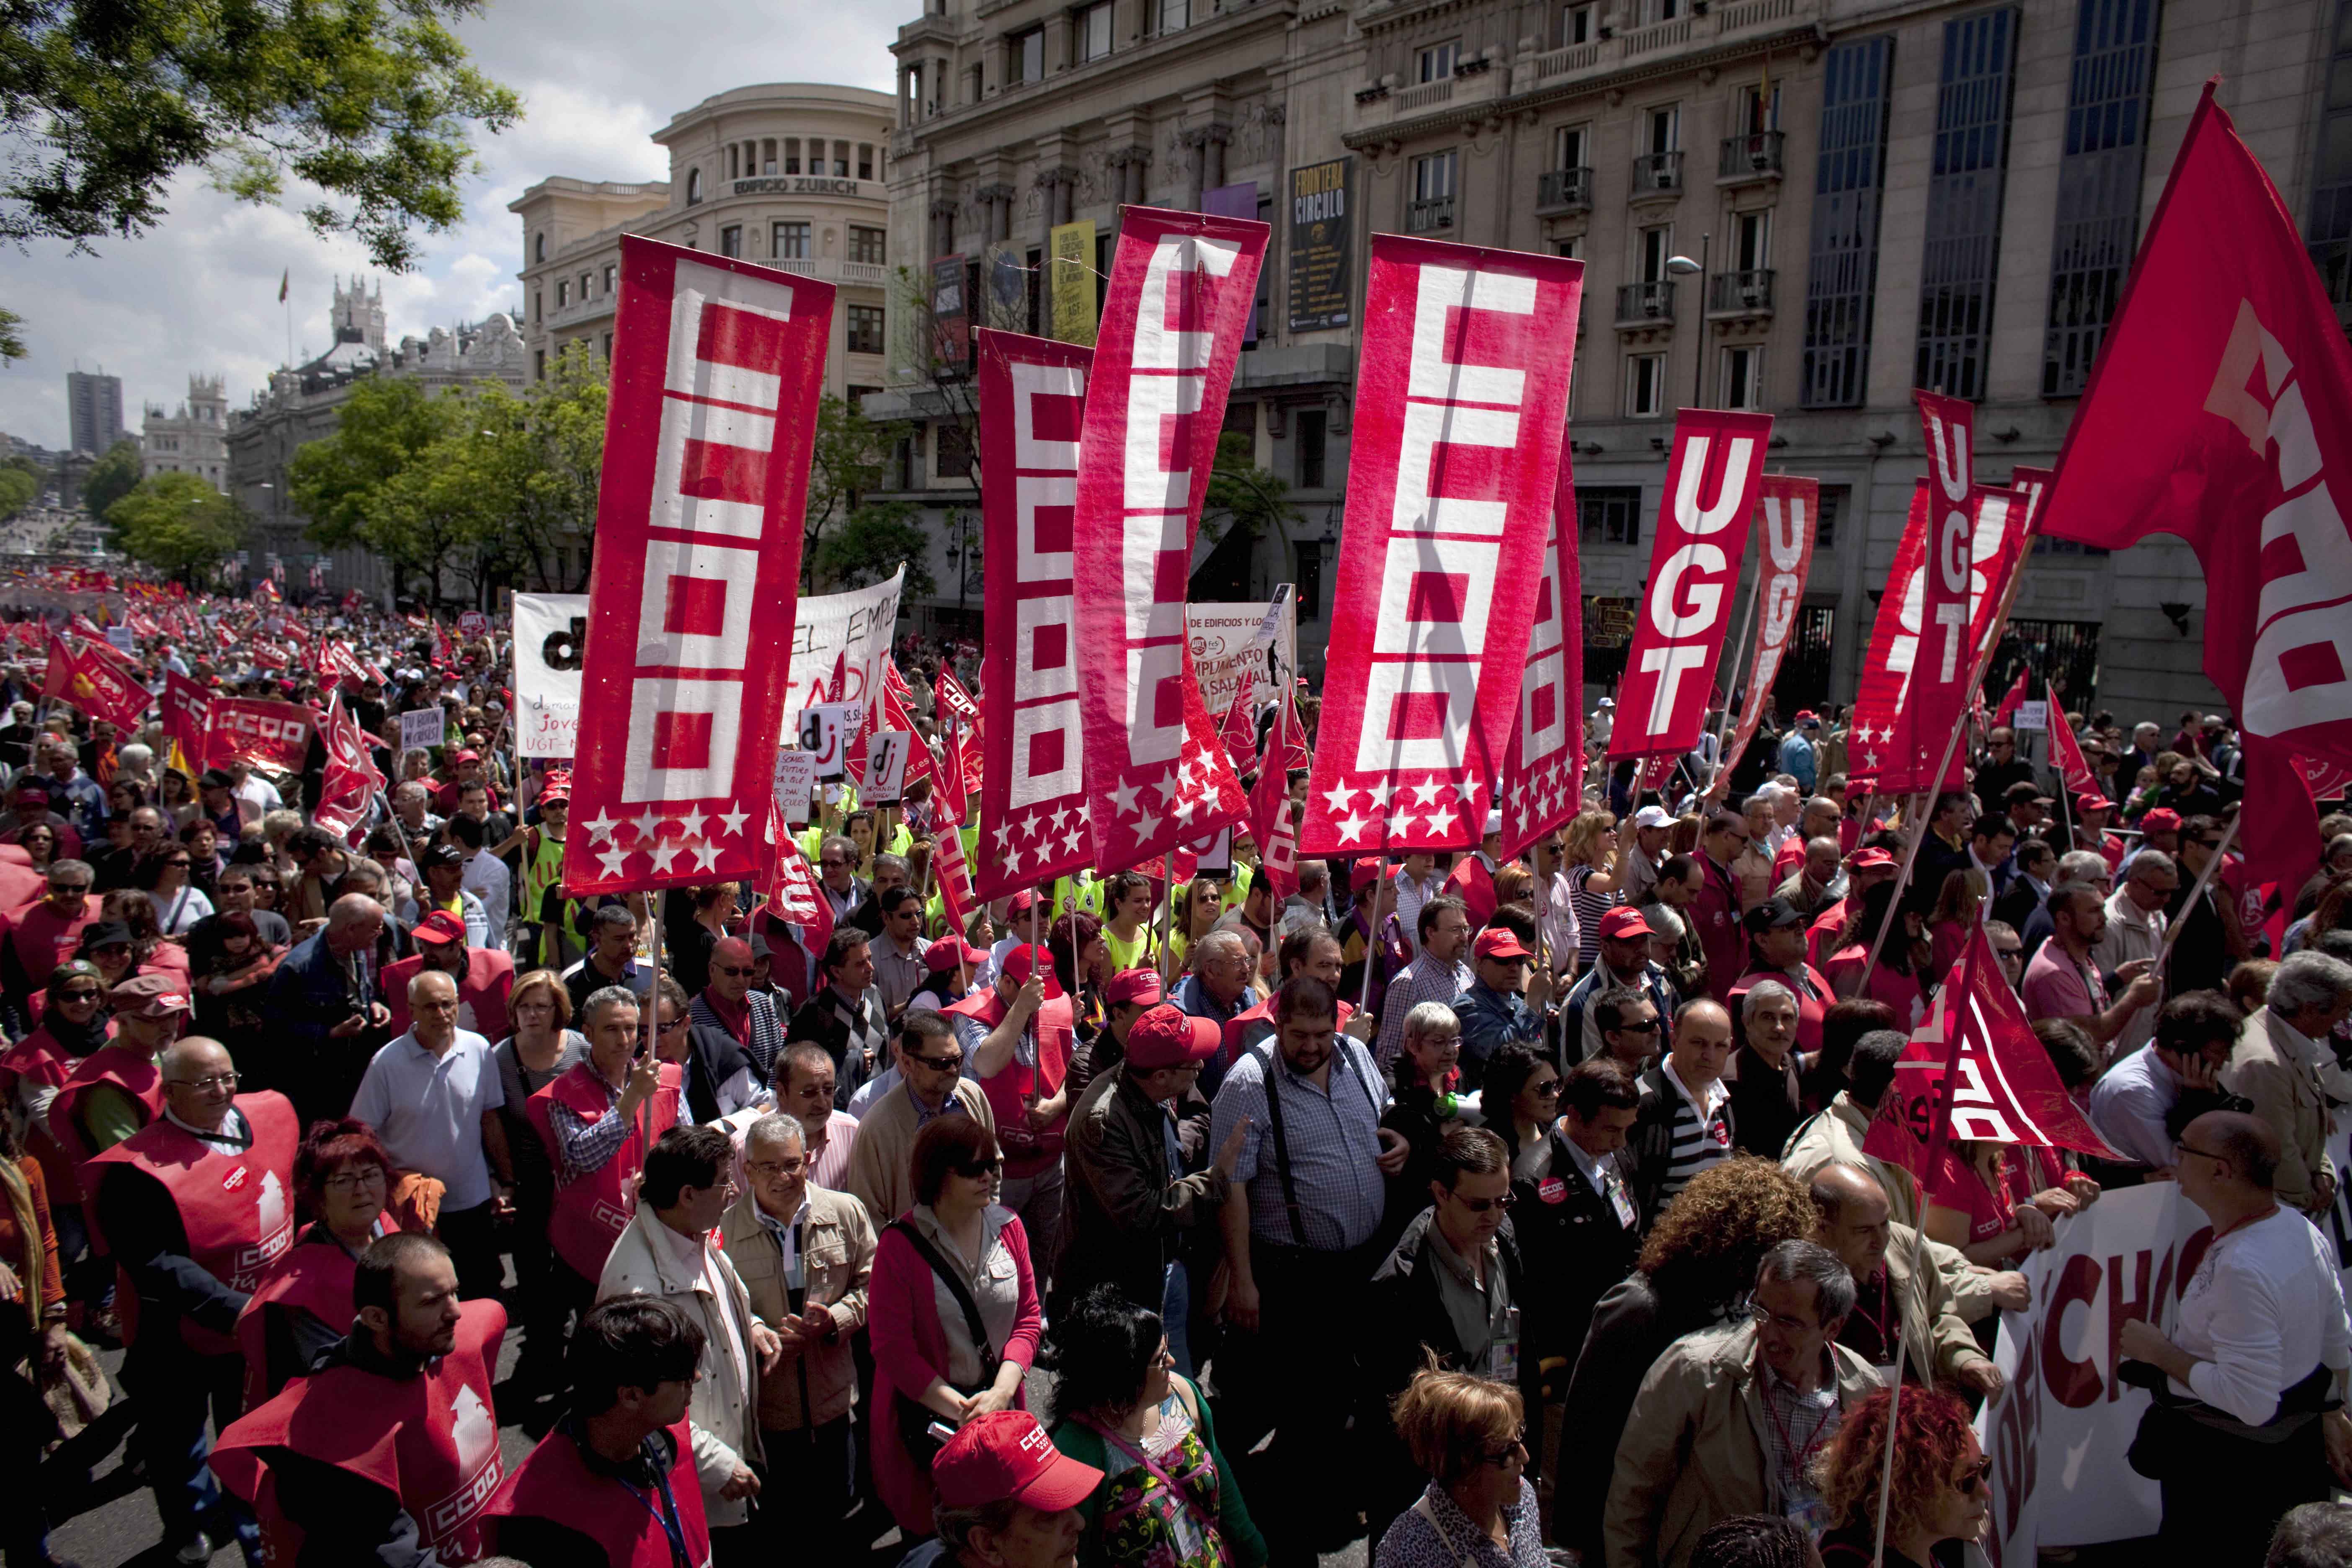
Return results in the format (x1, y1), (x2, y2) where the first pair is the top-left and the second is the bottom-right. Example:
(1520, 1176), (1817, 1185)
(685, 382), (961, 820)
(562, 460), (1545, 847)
(686, 168), (704, 205)
(534, 232), (546, 262)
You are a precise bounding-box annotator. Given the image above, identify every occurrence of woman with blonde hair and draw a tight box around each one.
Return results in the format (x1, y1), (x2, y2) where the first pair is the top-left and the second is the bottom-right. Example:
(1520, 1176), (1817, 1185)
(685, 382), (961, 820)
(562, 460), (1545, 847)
(1374, 1367), (1545, 1565)
(1165, 877), (1225, 980)
(1563, 809), (1629, 971)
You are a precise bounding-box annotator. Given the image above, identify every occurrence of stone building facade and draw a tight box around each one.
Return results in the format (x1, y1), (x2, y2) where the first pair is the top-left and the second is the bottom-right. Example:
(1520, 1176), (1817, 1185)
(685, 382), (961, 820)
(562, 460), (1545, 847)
(511, 81), (897, 410)
(140, 375), (230, 491)
(873, 0), (2346, 718)
(225, 278), (529, 599)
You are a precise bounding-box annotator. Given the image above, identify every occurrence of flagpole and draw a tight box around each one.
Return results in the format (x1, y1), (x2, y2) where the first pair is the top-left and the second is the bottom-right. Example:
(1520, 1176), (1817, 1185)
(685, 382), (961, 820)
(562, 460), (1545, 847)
(2148, 807), (2242, 977)
(1706, 569), (1766, 798)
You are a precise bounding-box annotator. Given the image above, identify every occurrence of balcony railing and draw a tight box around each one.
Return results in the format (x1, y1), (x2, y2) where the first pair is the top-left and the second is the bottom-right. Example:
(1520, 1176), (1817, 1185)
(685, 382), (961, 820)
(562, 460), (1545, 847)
(1398, 77), (1456, 111)
(1632, 150), (1682, 197)
(1719, 131), (1785, 181)
(1707, 268), (1776, 315)
(1537, 166), (1594, 213)
(1406, 195), (1456, 233)
(1617, 280), (1676, 325)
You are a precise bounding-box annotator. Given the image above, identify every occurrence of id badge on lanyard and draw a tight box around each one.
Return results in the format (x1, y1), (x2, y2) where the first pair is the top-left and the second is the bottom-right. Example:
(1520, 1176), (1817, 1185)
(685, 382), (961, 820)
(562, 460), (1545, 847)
(1488, 1304), (1521, 1385)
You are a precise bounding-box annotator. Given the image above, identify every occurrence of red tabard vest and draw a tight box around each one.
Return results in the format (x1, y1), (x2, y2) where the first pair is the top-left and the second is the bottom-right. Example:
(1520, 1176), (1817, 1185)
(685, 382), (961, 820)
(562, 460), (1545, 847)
(213, 1297), (509, 1565)
(233, 1216), (392, 1409)
(940, 989), (1073, 1171)
(485, 1416), (712, 1568)
(1218, 995), (1356, 1068)
(49, 1042), (161, 1173)
(85, 1090), (299, 1354)
(527, 1060), (681, 1282)
(0, 1020), (108, 1203)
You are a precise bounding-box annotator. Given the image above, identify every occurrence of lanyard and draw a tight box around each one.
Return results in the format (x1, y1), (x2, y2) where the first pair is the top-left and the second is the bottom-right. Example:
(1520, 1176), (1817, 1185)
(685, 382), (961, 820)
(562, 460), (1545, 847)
(1764, 1378), (1836, 1482)
(616, 1460), (692, 1568)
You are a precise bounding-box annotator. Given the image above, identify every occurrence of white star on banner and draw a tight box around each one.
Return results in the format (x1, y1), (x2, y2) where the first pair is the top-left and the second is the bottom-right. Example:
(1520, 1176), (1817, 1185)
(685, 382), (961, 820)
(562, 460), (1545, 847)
(595, 845), (629, 879)
(1411, 779), (1447, 808)
(690, 837), (724, 872)
(1455, 776), (1482, 806)
(1174, 796), (1199, 825)
(993, 822), (1017, 856)
(1322, 783), (1357, 815)
(1153, 771), (1182, 807)
(649, 840), (684, 874)
(717, 807), (750, 836)
(580, 810), (619, 846)
(629, 808), (663, 844)
(1110, 781), (1140, 818)
(673, 807), (709, 842)
(1133, 806), (1161, 840)
(1364, 779), (1395, 812)
(1427, 804), (1459, 837)
(1062, 826), (1086, 854)
(1336, 813), (1371, 844)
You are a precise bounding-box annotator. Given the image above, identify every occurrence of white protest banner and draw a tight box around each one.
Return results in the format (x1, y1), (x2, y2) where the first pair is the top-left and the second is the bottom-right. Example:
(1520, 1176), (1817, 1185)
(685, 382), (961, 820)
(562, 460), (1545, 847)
(2014, 699), (2050, 733)
(106, 624), (135, 656)
(784, 568), (905, 715)
(1976, 1183), (2211, 1565)
(399, 706), (447, 755)
(457, 610), (490, 638)
(512, 592), (588, 758)
(1189, 592), (1297, 720)
(773, 747), (817, 825)
(863, 730), (912, 803)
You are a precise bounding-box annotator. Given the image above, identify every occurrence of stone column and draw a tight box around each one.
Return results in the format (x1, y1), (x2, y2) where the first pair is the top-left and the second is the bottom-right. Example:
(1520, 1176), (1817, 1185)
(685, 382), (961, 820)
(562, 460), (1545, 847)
(1203, 124), (1230, 192)
(1182, 128), (1208, 209)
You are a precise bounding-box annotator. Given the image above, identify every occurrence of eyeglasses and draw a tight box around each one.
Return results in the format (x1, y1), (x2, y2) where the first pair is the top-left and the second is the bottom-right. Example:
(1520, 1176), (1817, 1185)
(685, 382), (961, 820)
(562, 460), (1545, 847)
(57, 988), (102, 1003)
(952, 1157), (1003, 1177)
(1480, 1433), (1530, 1467)
(747, 1157), (808, 1179)
(1749, 1302), (1821, 1333)
(168, 1072), (240, 1093)
(1529, 1080), (1562, 1096)
(1611, 1018), (1662, 1034)
(46, 884), (88, 897)
(714, 965), (755, 977)
(2172, 1141), (2223, 1164)
(1957, 1457), (1994, 1494)
(906, 1052), (965, 1071)
(820, 858), (847, 869)
(1446, 1189), (1515, 1213)
(321, 1167), (387, 1192)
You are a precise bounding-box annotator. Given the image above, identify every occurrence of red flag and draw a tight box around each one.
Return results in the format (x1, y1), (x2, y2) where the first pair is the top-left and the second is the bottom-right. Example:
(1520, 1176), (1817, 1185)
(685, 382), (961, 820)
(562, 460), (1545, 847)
(312, 694), (383, 844)
(974, 329), (1096, 900)
(209, 698), (312, 774)
(1607, 410), (1775, 761)
(1717, 476), (1822, 786)
(1863, 923), (2121, 1181)
(1890, 391), (1976, 792)
(1302, 236), (1584, 856)
(2050, 704), (2100, 799)
(45, 634), (149, 732)
(1071, 209), (1263, 872)
(565, 235), (831, 896)
(1992, 667), (2030, 729)
(1971, 467), (2050, 668)
(1249, 689), (1303, 900)
(932, 820), (978, 936)
(163, 671), (214, 769)
(935, 669), (980, 728)
(2040, 85), (2352, 897)
(1217, 666), (1263, 777)
(1496, 431), (1586, 859)
(761, 809), (835, 955)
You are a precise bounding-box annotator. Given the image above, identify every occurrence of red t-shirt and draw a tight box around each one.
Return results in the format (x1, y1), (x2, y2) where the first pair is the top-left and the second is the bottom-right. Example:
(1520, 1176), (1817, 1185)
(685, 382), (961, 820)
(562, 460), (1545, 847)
(1928, 1149), (2016, 1246)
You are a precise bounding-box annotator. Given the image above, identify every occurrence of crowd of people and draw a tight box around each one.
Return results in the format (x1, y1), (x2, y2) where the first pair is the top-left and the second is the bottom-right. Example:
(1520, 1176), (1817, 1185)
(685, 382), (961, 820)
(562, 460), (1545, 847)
(0, 591), (2349, 1568)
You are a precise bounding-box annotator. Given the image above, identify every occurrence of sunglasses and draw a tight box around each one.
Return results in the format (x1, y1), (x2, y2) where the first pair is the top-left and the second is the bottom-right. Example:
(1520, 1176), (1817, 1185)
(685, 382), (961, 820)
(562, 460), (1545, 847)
(952, 1157), (1003, 1177)
(1957, 1457), (1994, 1494)
(714, 965), (755, 977)
(57, 988), (101, 1003)
(1447, 1189), (1515, 1213)
(906, 1052), (966, 1071)
(1612, 1018), (1662, 1034)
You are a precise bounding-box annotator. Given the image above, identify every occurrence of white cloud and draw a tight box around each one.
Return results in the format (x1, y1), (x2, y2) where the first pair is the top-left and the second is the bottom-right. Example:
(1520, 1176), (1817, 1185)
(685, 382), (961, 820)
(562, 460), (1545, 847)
(0, 0), (898, 451)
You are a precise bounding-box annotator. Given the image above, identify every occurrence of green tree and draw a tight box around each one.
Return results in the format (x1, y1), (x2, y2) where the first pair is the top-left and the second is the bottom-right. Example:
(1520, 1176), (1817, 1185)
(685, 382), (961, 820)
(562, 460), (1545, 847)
(0, 460), (36, 521)
(815, 501), (936, 600)
(0, 307), (23, 361)
(80, 438), (144, 520)
(289, 375), (457, 603)
(457, 344), (607, 594)
(0, 0), (521, 271)
(1199, 429), (1303, 545)
(801, 393), (901, 591)
(106, 472), (245, 580)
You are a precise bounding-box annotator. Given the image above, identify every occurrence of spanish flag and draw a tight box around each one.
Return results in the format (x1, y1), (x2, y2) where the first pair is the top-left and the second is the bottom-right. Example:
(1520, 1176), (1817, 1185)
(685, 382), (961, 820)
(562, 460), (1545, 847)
(278, 268), (289, 303)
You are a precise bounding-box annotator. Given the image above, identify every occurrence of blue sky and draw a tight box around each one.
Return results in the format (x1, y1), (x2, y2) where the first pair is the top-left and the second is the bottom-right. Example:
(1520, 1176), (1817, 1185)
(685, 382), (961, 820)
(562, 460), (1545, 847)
(0, 0), (899, 452)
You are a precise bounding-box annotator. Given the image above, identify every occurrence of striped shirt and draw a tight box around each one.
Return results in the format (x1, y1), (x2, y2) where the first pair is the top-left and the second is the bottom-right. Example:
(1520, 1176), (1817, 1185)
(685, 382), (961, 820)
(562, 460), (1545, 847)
(1658, 1058), (1733, 1207)
(1390, 871), (1446, 958)
(1568, 864), (1620, 970)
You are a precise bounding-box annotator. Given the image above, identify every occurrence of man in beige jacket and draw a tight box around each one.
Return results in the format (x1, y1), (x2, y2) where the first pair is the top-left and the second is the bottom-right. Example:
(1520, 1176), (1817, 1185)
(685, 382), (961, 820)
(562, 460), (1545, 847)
(2225, 952), (2352, 1214)
(843, 1011), (995, 1232)
(598, 1122), (781, 1558)
(720, 1112), (874, 1560)
(1604, 1240), (1881, 1568)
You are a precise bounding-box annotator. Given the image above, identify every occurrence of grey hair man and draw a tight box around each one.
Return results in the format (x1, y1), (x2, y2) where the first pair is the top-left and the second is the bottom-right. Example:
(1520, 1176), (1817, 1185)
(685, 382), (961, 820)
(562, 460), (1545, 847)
(2226, 952), (2352, 1216)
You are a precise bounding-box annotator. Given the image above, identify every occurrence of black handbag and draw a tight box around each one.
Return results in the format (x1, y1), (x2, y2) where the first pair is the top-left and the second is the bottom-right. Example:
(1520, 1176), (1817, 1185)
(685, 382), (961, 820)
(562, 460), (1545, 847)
(890, 1219), (1001, 1467)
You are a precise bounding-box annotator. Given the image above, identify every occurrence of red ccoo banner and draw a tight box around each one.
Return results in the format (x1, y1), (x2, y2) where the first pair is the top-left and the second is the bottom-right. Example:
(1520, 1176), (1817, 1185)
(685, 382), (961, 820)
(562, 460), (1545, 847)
(1301, 235), (1584, 854)
(1496, 431), (1585, 859)
(975, 329), (1096, 900)
(1607, 410), (1774, 761)
(565, 236), (832, 895)
(1071, 208), (1264, 872)
(1718, 477), (1822, 784)
(209, 697), (312, 775)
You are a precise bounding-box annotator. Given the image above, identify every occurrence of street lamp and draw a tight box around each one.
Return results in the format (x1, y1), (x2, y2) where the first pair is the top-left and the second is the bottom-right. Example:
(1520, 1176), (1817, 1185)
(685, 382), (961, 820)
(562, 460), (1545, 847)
(1666, 233), (1710, 408)
(942, 509), (971, 623)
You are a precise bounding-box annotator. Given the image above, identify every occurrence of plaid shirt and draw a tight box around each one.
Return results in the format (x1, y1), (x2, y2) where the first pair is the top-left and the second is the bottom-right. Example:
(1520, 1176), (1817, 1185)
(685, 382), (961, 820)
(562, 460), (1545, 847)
(1210, 1034), (1388, 1252)
(1375, 952), (1473, 1071)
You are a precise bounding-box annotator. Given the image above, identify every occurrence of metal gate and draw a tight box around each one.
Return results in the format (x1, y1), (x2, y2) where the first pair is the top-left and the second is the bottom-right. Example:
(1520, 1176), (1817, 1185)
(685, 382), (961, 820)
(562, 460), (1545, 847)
(1772, 604), (1837, 713)
(1983, 618), (2102, 711)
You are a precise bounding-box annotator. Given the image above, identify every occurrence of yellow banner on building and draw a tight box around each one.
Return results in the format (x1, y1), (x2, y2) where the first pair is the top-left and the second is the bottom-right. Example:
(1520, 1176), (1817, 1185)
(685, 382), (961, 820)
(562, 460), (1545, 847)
(1049, 219), (1097, 346)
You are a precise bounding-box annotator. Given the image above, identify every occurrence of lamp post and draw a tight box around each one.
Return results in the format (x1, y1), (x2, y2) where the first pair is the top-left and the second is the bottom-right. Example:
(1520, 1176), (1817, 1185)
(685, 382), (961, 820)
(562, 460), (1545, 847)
(944, 508), (971, 625)
(1665, 233), (1710, 409)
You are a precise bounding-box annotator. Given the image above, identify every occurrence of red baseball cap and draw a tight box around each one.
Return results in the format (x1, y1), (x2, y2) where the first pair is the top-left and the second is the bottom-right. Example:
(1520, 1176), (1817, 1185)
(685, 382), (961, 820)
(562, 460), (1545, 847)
(925, 935), (985, 973)
(413, 910), (469, 946)
(1847, 847), (1898, 871)
(931, 1410), (1103, 1512)
(1124, 1003), (1221, 1070)
(2078, 794), (2116, 812)
(1104, 968), (1164, 1008)
(1598, 906), (1655, 942)
(2140, 808), (2183, 833)
(1000, 943), (1064, 1001)
(1474, 927), (1534, 961)
(1007, 890), (1037, 918)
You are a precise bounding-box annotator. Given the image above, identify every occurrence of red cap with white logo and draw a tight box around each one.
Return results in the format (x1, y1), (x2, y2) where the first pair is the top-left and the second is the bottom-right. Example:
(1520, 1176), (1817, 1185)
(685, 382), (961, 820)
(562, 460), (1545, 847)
(930, 1411), (1104, 1511)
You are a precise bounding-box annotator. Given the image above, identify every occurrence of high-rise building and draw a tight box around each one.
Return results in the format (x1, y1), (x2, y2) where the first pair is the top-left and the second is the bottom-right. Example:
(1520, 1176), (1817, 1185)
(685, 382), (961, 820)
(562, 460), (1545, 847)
(873, 0), (2342, 716)
(65, 370), (124, 456)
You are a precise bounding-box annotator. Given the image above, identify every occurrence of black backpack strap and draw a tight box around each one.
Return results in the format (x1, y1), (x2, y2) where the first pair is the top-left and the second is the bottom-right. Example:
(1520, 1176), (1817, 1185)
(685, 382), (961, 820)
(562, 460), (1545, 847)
(1254, 1044), (1311, 1249)
(888, 1218), (1000, 1382)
